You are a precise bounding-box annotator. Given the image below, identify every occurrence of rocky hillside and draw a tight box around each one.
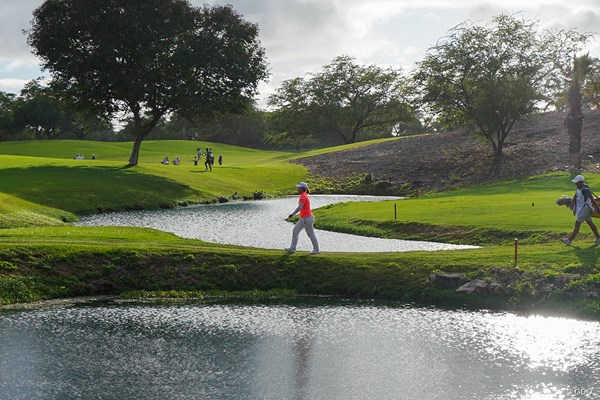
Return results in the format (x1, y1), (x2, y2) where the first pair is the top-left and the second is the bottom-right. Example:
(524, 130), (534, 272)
(293, 111), (600, 193)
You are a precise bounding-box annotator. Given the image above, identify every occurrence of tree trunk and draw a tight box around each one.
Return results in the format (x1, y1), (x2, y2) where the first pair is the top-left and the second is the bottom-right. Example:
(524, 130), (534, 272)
(491, 146), (503, 176)
(566, 112), (583, 171)
(486, 133), (504, 177)
(127, 108), (161, 166)
(565, 56), (586, 172)
(129, 135), (144, 166)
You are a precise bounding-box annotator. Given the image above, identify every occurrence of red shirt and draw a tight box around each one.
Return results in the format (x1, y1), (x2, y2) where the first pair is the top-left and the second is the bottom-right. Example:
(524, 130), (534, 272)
(298, 192), (313, 218)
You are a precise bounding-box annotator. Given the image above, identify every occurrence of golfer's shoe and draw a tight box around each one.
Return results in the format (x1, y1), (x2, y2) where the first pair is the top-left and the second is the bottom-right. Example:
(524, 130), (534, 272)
(284, 247), (296, 254)
(309, 249), (320, 255)
(560, 238), (571, 246)
(595, 237), (600, 245)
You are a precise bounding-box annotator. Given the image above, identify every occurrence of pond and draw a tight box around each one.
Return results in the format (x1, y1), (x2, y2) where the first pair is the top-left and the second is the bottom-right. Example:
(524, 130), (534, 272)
(1, 299), (598, 400)
(75, 195), (477, 252)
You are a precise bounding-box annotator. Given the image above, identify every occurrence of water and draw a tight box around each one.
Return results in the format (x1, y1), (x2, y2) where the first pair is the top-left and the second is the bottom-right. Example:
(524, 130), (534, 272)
(1, 300), (599, 400)
(75, 195), (477, 252)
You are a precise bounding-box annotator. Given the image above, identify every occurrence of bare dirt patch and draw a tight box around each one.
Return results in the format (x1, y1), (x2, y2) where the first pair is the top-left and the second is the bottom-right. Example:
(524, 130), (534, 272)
(293, 111), (600, 192)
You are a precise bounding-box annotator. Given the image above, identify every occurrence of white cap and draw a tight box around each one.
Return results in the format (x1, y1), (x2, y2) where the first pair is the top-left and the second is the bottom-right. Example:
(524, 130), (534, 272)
(296, 182), (308, 189)
(572, 175), (585, 183)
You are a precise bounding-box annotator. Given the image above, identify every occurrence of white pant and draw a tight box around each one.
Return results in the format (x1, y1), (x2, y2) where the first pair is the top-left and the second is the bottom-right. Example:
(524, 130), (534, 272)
(290, 216), (319, 251)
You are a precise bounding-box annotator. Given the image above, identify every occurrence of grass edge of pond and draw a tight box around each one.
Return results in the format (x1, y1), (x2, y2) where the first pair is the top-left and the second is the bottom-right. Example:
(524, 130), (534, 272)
(1, 242), (600, 320)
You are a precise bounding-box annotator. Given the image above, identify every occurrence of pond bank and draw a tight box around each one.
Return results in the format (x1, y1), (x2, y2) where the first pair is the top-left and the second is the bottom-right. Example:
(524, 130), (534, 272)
(1, 241), (599, 319)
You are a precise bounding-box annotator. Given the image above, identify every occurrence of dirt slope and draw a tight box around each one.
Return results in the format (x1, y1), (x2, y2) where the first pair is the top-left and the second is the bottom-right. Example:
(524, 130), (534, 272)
(293, 111), (600, 192)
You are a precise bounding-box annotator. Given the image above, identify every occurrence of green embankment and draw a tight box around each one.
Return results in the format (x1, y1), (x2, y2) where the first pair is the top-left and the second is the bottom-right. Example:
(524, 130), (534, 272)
(314, 174), (579, 245)
(0, 140), (309, 214)
(1, 140), (599, 318)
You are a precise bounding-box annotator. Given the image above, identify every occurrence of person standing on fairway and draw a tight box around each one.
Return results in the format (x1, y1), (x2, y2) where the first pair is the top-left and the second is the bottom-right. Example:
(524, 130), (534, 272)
(561, 175), (600, 246)
(285, 182), (320, 254)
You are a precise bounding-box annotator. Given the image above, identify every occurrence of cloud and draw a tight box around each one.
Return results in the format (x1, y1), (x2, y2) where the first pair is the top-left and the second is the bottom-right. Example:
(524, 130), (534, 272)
(0, 78), (30, 94)
(3, 0), (600, 103)
(0, 0), (41, 59)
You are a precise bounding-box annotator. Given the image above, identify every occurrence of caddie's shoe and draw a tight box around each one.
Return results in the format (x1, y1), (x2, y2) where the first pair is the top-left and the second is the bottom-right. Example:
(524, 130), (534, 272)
(309, 249), (320, 255)
(560, 238), (571, 246)
(594, 237), (600, 245)
(284, 247), (296, 254)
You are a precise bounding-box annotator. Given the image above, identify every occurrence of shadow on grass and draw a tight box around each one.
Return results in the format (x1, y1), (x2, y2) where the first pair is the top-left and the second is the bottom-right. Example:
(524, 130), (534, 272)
(0, 165), (198, 214)
(118, 164), (136, 170)
(573, 245), (600, 267)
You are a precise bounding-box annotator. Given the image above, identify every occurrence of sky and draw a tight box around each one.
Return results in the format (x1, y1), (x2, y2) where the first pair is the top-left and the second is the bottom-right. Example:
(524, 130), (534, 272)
(1, 0), (600, 108)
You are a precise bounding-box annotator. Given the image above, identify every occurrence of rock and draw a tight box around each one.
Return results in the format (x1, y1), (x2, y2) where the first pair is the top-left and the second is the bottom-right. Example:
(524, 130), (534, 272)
(456, 279), (488, 294)
(429, 273), (470, 289)
(488, 282), (505, 295)
(581, 291), (600, 299)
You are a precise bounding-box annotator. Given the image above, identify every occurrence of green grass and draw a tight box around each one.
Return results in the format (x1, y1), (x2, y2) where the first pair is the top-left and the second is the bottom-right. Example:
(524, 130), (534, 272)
(1, 139), (600, 318)
(314, 173), (584, 245)
(0, 140), (310, 216)
(0, 192), (77, 228)
(0, 139), (398, 217)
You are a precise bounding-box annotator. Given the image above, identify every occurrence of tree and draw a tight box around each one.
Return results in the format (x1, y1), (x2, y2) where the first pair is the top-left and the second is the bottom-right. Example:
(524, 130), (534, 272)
(268, 56), (415, 146)
(266, 78), (319, 150)
(28, 0), (268, 165)
(545, 28), (597, 171)
(195, 110), (267, 148)
(12, 79), (66, 140)
(415, 14), (589, 175)
(0, 91), (16, 139)
(564, 55), (597, 171)
(583, 63), (600, 111)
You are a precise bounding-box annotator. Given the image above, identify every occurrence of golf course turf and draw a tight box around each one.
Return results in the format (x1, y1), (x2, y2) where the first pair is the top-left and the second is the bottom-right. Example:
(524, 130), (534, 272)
(1, 139), (600, 319)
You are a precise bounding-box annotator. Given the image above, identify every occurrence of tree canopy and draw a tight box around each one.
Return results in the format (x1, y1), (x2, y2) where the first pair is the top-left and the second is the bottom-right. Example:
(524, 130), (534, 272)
(28, 0), (268, 165)
(415, 14), (591, 174)
(267, 56), (416, 147)
(12, 79), (66, 140)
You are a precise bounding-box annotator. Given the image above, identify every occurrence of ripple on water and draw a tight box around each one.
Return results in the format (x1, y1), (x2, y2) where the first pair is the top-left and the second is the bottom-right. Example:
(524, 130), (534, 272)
(75, 195), (479, 252)
(1, 303), (599, 400)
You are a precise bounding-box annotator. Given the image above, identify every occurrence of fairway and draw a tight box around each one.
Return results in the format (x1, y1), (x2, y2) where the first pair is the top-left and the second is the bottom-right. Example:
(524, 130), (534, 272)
(1, 139), (600, 319)
(314, 173), (590, 240)
(0, 140), (310, 216)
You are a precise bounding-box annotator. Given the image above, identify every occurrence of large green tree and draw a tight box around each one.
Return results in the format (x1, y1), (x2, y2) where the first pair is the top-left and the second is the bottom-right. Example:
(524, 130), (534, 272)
(415, 14), (590, 175)
(28, 0), (268, 165)
(0, 91), (16, 139)
(12, 79), (65, 140)
(268, 56), (415, 146)
(266, 78), (318, 150)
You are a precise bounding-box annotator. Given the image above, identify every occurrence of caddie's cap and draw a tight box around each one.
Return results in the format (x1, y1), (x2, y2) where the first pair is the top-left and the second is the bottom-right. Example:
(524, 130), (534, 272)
(296, 182), (308, 189)
(572, 175), (585, 183)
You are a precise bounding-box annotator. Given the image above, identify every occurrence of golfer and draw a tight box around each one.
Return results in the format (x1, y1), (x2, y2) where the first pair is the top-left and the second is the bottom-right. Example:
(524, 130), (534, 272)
(285, 182), (320, 254)
(561, 175), (600, 246)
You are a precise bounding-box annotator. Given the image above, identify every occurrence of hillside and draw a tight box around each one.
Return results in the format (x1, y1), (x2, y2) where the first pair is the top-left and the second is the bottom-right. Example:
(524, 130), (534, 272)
(294, 111), (600, 192)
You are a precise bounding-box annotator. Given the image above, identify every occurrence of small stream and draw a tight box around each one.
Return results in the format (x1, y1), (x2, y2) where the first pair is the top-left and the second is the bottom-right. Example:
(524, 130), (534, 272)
(75, 195), (477, 252)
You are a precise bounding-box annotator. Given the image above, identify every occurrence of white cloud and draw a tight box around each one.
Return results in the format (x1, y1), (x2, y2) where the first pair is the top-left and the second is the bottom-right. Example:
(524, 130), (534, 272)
(2, 0), (600, 102)
(0, 78), (29, 94)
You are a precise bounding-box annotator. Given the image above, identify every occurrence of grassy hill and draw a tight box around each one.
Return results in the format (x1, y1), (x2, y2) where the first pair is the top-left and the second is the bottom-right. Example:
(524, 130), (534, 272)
(1, 137), (600, 318)
(0, 140), (309, 218)
(295, 111), (600, 194)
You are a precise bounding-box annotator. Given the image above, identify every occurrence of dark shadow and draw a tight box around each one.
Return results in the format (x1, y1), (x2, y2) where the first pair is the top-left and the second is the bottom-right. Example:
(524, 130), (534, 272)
(0, 165), (198, 215)
(118, 164), (136, 170)
(572, 245), (600, 267)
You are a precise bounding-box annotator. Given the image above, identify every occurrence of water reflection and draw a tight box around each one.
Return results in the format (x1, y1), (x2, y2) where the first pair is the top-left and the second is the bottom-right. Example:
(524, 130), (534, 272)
(1, 301), (599, 400)
(75, 195), (478, 252)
